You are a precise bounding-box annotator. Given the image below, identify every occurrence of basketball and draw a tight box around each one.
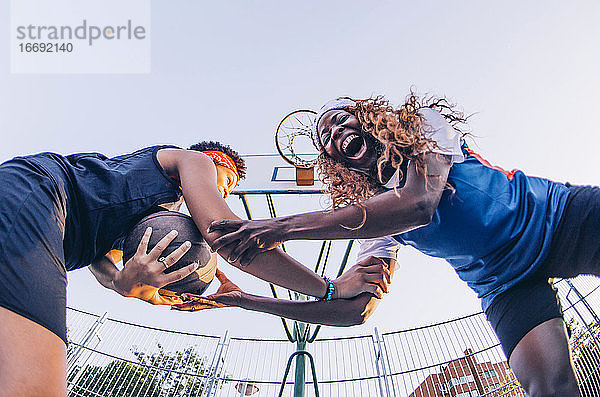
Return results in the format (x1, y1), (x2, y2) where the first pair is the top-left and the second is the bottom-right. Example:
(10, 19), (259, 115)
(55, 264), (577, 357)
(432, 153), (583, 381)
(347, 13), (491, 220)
(123, 211), (214, 296)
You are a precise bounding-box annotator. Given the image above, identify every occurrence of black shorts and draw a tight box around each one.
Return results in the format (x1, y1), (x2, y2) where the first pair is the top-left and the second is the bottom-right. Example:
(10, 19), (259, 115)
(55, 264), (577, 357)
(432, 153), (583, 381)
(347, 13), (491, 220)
(485, 184), (600, 359)
(0, 161), (68, 344)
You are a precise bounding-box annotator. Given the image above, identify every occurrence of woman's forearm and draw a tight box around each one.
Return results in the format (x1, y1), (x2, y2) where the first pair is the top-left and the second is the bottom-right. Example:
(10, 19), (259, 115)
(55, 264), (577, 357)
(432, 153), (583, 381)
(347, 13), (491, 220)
(282, 153), (451, 240)
(218, 249), (328, 298)
(236, 292), (377, 327)
(280, 190), (425, 240)
(89, 254), (120, 291)
(175, 152), (327, 298)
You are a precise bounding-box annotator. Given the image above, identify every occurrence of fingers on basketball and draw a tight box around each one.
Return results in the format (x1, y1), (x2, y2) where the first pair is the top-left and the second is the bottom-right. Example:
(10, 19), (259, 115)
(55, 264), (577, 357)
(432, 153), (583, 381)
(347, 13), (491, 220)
(148, 230), (179, 260)
(160, 240), (191, 268)
(136, 227), (153, 256)
(161, 262), (198, 285)
(214, 269), (229, 282)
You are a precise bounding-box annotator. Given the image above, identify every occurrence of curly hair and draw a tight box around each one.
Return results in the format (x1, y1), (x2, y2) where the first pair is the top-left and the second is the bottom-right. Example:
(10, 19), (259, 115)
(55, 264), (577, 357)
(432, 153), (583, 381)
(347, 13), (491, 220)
(318, 92), (468, 210)
(188, 141), (247, 180)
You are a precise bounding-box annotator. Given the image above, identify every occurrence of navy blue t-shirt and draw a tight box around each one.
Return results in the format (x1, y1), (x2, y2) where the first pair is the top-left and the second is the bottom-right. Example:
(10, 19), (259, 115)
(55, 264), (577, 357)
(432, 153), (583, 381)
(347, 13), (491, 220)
(19, 145), (182, 270)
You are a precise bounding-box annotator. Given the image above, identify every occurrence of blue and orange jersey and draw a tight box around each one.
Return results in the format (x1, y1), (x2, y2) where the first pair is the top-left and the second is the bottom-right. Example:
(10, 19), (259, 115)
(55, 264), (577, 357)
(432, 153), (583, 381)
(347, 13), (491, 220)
(392, 143), (570, 311)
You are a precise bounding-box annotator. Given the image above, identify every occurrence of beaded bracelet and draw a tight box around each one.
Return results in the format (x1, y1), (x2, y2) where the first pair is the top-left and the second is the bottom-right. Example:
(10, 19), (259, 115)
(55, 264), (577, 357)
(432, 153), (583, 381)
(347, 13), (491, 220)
(318, 277), (335, 301)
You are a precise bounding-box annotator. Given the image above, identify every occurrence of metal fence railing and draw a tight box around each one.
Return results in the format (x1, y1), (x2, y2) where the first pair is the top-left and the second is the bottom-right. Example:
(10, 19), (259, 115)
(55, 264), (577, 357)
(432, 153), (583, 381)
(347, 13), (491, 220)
(66, 275), (600, 397)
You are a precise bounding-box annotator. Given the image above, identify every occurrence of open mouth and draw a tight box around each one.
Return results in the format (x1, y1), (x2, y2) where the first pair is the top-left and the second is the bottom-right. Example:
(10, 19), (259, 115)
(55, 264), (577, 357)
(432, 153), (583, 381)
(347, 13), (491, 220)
(341, 134), (366, 158)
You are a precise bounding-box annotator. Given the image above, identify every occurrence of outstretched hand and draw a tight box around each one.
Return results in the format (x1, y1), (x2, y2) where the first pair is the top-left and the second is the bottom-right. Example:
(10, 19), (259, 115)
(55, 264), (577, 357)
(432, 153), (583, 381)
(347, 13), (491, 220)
(208, 218), (286, 266)
(113, 227), (199, 305)
(172, 269), (243, 311)
(332, 256), (392, 299)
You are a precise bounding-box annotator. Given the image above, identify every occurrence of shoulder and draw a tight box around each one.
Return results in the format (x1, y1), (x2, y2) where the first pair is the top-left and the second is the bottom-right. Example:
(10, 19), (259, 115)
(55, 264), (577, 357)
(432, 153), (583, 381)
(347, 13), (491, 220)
(156, 147), (212, 166)
(156, 148), (215, 181)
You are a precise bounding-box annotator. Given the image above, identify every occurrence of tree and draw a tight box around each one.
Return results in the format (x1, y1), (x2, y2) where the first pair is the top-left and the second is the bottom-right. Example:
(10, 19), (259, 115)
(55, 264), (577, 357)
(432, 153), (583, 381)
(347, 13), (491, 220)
(484, 377), (526, 397)
(568, 320), (600, 397)
(68, 359), (162, 397)
(68, 343), (227, 397)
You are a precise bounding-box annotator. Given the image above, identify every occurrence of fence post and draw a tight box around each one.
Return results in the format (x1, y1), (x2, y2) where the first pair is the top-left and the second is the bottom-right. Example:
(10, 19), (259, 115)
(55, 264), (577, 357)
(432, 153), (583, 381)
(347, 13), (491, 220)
(372, 327), (394, 397)
(565, 279), (600, 325)
(67, 311), (107, 394)
(202, 330), (230, 397)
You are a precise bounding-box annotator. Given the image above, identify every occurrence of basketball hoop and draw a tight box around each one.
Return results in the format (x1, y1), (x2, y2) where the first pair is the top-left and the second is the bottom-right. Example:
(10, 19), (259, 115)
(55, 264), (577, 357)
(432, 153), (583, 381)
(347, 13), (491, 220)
(275, 109), (318, 186)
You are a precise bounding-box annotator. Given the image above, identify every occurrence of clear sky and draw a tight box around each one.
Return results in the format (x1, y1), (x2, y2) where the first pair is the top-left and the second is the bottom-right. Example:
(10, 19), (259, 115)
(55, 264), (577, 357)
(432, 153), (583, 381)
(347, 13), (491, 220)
(1, 0), (599, 339)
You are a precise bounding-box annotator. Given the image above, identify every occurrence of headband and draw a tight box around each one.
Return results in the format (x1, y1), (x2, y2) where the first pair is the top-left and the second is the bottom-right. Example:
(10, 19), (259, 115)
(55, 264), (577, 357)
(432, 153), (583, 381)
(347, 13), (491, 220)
(202, 150), (239, 179)
(312, 97), (357, 149)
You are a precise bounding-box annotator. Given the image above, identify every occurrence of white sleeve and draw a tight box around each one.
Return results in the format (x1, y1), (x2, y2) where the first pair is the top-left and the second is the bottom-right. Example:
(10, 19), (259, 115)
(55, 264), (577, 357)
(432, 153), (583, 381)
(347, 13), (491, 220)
(419, 107), (465, 164)
(356, 236), (401, 262)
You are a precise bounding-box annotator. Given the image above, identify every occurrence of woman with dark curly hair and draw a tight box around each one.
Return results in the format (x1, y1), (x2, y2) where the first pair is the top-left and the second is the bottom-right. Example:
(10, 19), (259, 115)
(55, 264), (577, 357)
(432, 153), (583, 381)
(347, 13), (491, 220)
(208, 94), (598, 396)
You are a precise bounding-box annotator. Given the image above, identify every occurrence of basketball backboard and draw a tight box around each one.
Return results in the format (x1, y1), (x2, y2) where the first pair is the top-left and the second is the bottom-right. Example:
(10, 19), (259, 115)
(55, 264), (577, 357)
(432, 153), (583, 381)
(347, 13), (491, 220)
(234, 154), (323, 195)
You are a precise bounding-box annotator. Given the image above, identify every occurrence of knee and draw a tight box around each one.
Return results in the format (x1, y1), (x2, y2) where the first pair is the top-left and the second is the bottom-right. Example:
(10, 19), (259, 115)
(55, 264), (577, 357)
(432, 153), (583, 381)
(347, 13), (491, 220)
(521, 372), (580, 397)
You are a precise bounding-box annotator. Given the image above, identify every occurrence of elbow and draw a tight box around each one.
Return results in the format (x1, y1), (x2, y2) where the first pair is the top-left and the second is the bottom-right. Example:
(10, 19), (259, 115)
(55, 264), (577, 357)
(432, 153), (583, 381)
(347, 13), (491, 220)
(412, 197), (438, 227)
(337, 312), (365, 327)
(341, 295), (377, 326)
(347, 306), (375, 326)
(349, 312), (368, 326)
(339, 309), (365, 326)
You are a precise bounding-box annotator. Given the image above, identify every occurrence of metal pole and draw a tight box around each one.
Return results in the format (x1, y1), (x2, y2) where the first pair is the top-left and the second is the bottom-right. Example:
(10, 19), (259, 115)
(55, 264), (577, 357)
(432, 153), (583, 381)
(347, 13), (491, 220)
(565, 279), (600, 324)
(264, 191), (310, 396)
(243, 191), (329, 396)
(67, 312), (107, 395)
(379, 328), (399, 397)
(336, 240), (355, 277)
(67, 311), (107, 368)
(239, 194), (253, 220)
(293, 322), (307, 397)
(372, 327), (392, 397)
(202, 330), (230, 397)
(278, 351), (319, 397)
(237, 380), (247, 397)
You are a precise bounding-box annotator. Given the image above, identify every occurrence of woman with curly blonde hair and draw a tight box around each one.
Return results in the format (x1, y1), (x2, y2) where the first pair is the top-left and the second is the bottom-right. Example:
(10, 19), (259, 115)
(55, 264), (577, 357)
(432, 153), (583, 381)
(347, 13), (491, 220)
(209, 92), (600, 396)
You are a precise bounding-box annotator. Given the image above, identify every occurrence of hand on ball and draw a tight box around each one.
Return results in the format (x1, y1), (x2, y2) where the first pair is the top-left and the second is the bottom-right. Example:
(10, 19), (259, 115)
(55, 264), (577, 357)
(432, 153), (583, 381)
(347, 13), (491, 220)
(113, 227), (199, 305)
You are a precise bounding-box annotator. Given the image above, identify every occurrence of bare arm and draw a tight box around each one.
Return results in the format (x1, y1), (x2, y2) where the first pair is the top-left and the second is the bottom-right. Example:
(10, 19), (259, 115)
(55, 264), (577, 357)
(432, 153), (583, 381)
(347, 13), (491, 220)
(89, 251), (121, 291)
(237, 257), (396, 325)
(237, 292), (377, 326)
(209, 153), (451, 265)
(174, 258), (396, 326)
(283, 153), (451, 239)
(159, 149), (389, 299)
